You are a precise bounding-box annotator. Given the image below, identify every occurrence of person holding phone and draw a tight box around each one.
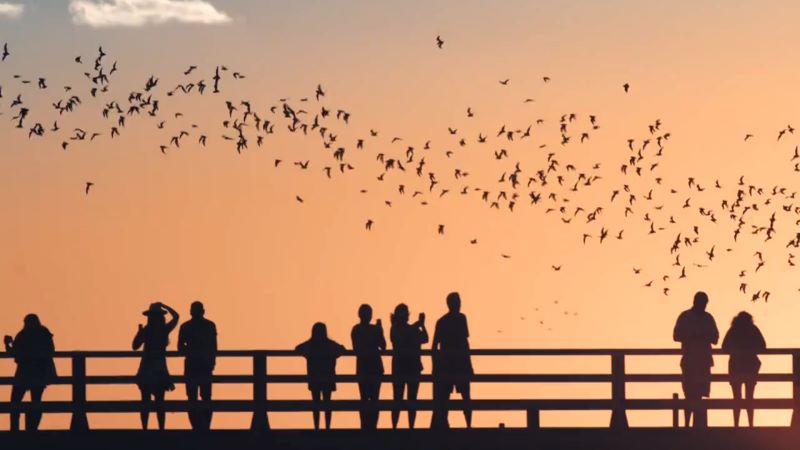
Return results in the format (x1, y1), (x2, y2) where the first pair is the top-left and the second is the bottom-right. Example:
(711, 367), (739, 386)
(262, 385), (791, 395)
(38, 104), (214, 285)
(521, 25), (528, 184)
(389, 304), (428, 428)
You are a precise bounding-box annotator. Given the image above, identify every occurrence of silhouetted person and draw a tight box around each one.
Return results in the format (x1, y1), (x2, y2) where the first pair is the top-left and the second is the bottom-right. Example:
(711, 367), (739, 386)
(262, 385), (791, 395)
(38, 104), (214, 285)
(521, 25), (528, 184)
(431, 292), (473, 429)
(673, 291), (718, 428)
(390, 303), (428, 429)
(178, 301), (217, 431)
(4, 314), (56, 432)
(351, 304), (386, 430)
(133, 302), (179, 430)
(296, 322), (347, 430)
(722, 311), (766, 427)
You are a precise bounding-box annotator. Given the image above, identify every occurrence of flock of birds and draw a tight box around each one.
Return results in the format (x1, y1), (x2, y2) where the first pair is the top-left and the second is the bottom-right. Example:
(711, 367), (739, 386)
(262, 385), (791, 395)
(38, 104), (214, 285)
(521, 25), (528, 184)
(1, 38), (799, 325)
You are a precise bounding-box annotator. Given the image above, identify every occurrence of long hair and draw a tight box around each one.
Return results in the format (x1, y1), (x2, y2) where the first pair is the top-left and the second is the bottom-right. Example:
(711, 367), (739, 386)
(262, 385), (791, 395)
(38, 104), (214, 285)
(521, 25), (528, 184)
(392, 303), (409, 326)
(731, 311), (754, 328)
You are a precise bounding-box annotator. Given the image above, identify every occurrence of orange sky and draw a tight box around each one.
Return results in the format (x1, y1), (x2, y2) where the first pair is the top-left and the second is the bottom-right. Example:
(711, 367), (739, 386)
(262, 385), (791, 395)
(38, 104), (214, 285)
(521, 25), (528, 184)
(2, 0), (800, 429)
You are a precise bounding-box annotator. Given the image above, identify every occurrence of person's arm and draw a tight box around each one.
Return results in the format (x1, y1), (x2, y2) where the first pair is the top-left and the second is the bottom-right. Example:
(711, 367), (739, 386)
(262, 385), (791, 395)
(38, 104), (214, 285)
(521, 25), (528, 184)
(351, 326), (359, 353)
(418, 322), (430, 345)
(673, 314), (684, 343)
(756, 327), (767, 352)
(431, 321), (440, 351)
(45, 331), (55, 356)
(709, 317), (719, 345)
(162, 303), (180, 331)
(377, 323), (387, 351)
(177, 324), (187, 354)
(132, 325), (145, 350)
(3, 335), (14, 354)
(721, 329), (732, 353)
(211, 323), (218, 366)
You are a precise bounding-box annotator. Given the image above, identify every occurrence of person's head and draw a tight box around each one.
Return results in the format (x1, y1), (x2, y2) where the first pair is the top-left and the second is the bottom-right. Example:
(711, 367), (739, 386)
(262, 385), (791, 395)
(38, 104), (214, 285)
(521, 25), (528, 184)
(358, 304), (372, 323)
(311, 322), (328, 341)
(23, 314), (41, 329)
(692, 291), (709, 311)
(143, 302), (167, 327)
(190, 301), (205, 319)
(393, 303), (410, 325)
(446, 292), (461, 313)
(732, 311), (754, 328)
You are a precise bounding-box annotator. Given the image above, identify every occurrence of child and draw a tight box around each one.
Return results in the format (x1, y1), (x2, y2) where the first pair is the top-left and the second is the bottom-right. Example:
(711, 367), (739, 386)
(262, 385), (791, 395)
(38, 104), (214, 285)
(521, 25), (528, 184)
(295, 323), (347, 430)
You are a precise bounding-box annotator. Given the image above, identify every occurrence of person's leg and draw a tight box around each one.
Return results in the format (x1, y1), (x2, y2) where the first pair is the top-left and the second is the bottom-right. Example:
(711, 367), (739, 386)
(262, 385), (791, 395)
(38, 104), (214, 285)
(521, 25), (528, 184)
(357, 381), (367, 429)
(200, 381), (213, 431)
(460, 382), (472, 428)
(431, 380), (452, 429)
(369, 380), (380, 429)
(154, 391), (166, 430)
(27, 387), (44, 431)
(311, 390), (321, 430)
(731, 382), (742, 427)
(139, 390), (151, 430)
(186, 380), (198, 430)
(745, 381), (756, 427)
(391, 381), (404, 429)
(322, 390), (333, 430)
(9, 385), (25, 432)
(407, 381), (420, 429)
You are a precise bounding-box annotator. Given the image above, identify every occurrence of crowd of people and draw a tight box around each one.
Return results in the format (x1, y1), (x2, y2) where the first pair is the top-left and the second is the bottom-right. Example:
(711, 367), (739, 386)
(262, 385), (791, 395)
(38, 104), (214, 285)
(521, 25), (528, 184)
(1, 290), (768, 431)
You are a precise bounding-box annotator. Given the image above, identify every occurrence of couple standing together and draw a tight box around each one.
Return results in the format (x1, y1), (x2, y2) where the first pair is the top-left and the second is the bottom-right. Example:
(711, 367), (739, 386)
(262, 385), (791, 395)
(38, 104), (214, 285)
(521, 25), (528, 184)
(295, 291), (472, 430)
(674, 291), (766, 427)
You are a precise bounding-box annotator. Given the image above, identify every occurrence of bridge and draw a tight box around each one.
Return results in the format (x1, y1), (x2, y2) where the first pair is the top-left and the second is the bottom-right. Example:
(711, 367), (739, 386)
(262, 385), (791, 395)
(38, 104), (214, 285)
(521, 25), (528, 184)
(2, 348), (800, 449)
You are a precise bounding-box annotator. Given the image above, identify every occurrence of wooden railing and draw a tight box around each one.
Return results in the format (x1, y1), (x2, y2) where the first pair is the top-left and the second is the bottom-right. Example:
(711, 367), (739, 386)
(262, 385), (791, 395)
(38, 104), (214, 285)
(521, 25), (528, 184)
(1, 348), (799, 430)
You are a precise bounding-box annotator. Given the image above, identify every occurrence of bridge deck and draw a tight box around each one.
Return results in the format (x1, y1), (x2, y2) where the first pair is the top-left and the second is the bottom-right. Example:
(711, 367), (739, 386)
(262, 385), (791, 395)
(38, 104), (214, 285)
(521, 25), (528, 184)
(2, 428), (800, 450)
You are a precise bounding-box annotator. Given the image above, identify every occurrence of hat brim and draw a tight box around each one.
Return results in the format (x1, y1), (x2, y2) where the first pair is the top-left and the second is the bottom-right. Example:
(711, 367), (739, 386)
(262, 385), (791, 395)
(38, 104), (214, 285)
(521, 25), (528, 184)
(142, 310), (167, 316)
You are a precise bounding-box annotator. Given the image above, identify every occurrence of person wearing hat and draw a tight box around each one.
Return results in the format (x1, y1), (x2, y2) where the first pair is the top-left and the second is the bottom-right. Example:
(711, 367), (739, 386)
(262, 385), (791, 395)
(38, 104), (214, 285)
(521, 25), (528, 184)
(178, 301), (217, 431)
(133, 301), (179, 430)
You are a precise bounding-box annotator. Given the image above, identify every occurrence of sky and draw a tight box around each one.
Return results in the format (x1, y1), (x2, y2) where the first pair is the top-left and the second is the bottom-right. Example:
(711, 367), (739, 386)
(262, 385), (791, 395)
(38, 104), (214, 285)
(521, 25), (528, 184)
(2, 0), (800, 429)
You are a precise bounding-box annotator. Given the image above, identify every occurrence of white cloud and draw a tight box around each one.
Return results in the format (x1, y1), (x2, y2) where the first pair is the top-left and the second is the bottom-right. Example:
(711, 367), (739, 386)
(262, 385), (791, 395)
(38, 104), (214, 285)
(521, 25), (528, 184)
(0, 3), (24, 19)
(69, 0), (231, 27)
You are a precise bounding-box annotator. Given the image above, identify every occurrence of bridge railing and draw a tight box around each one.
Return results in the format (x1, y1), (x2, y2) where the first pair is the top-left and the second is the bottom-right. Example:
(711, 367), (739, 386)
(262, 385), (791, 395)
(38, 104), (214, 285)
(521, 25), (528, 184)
(1, 348), (799, 430)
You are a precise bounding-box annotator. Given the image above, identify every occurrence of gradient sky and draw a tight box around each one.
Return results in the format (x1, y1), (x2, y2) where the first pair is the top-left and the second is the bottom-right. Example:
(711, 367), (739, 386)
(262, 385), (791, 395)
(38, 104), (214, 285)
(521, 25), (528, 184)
(2, 0), (800, 429)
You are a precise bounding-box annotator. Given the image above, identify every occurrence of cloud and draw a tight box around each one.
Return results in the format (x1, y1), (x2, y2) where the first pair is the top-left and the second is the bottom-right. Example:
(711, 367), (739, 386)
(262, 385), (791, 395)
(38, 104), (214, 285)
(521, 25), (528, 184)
(69, 0), (231, 27)
(0, 3), (24, 19)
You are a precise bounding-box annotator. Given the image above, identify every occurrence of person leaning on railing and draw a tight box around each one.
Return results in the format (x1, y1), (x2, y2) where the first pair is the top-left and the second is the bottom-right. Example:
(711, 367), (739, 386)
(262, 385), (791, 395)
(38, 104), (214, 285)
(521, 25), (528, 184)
(3, 314), (56, 432)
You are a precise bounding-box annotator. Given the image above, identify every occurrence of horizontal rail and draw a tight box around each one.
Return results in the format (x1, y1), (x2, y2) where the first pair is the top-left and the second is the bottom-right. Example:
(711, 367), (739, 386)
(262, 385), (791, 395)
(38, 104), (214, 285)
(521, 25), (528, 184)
(1, 348), (799, 358)
(0, 398), (795, 414)
(0, 373), (795, 386)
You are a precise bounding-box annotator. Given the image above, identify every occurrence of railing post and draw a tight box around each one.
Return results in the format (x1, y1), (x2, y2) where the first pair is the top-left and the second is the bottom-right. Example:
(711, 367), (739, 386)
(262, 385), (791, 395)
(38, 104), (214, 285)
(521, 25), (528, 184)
(672, 393), (679, 428)
(250, 352), (270, 432)
(69, 354), (89, 431)
(526, 408), (540, 430)
(609, 352), (628, 429)
(792, 352), (800, 428)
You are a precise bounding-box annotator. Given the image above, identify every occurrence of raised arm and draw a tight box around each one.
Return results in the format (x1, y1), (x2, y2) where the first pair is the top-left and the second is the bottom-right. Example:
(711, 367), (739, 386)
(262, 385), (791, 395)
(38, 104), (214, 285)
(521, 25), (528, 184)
(162, 303), (180, 331)
(132, 325), (145, 351)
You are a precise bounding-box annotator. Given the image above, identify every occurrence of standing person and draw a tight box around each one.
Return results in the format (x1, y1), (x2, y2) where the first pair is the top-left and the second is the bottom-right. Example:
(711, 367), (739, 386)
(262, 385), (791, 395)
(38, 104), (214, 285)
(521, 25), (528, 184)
(133, 302), (179, 430)
(4, 314), (56, 432)
(673, 291), (719, 428)
(351, 304), (386, 430)
(390, 303), (428, 429)
(431, 292), (473, 429)
(722, 311), (766, 427)
(295, 322), (347, 430)
(178, 301), (218, 431)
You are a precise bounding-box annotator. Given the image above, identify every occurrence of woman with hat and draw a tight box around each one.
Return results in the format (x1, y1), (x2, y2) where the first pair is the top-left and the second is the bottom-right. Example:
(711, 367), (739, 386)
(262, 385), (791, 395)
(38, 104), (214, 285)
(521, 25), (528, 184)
(133, 301), (179, 430)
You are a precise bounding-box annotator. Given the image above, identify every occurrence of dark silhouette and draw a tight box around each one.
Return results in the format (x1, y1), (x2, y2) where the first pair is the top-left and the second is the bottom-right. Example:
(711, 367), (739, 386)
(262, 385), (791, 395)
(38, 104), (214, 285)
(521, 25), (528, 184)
(722, 311), (766, 427)
(431, 292), (473, 429)
(295, 322), (347, 430)
(3, 314), (56, 432)
(351, 304), (386, 430)
(389, 303), (429, 429)
(178, 301), (218, 431)
(133, 302), (179, 430)
(673, 291), (719, 427)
